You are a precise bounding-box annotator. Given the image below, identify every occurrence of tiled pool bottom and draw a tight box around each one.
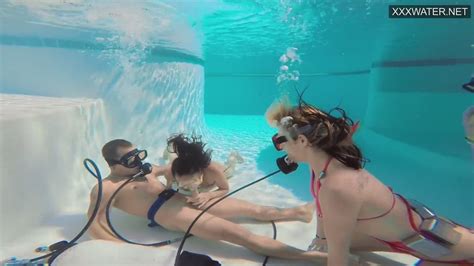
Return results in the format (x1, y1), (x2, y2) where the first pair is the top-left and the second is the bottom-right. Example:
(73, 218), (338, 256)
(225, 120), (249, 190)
(204, 114), (474, 227)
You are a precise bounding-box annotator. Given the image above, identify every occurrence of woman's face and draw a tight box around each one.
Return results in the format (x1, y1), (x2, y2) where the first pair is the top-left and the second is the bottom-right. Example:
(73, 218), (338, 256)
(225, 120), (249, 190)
(277, 127), (307, 162)
(176, 171), (203, 192)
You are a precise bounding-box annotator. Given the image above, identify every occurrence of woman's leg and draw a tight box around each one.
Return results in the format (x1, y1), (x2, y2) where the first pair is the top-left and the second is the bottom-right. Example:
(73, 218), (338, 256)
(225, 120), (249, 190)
(349, 229), (474, 264)
(347, 232), (413, 265)
(444, 226), (474, 263)
(157, 204), (327, 263)
(349, 231), (394, 252)
(200, 197), (314, 223)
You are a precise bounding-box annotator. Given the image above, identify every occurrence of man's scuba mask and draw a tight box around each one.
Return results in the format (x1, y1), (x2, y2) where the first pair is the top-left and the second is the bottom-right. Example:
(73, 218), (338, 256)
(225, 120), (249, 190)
(112, 149), (148, 168)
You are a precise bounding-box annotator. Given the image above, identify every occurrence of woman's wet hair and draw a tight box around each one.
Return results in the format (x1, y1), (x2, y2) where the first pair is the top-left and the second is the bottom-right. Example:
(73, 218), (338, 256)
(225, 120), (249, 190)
(167, 134), (212, 177)
(266, 90), (368, 169)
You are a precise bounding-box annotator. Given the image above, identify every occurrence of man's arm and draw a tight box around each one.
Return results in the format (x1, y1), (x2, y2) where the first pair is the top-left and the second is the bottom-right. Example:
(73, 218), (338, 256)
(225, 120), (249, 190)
(87, 184), (121, 242)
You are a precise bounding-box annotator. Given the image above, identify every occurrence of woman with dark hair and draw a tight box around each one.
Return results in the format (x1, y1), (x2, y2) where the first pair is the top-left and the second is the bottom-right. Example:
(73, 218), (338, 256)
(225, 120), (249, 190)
(165, 134), (232, 208)
(266, 98), (474, 266)
(161, 134), (314, 224)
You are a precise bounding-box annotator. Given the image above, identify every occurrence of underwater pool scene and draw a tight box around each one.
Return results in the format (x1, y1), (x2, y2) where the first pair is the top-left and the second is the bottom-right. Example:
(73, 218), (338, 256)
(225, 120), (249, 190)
(1, 0), (473, 265)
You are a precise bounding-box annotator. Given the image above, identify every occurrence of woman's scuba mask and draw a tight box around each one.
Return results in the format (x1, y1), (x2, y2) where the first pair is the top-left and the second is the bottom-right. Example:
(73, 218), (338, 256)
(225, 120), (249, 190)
(272, 116), (316, 151)
(177, 173), (204, 192)
(272, 117), (300, 174)
(272, 116), (318, 174)
(272, 116), (361, 175)
(272, 134), (287, 151)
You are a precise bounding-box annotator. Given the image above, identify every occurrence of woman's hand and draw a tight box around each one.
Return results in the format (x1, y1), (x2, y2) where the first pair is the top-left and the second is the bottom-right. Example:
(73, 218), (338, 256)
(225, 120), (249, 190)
(186, 192), (211, 209)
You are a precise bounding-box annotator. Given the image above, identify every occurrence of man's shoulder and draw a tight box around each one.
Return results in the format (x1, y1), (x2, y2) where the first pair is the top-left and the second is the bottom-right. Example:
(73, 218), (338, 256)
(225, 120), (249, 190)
(90, 179), (115, 197)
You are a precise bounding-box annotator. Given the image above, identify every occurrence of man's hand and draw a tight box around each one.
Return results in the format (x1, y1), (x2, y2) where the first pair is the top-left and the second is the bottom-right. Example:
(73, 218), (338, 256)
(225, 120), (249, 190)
(186, 192), (211, 209)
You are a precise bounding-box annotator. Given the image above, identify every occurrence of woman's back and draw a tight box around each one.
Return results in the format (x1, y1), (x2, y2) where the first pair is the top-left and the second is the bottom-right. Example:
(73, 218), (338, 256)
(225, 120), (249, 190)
(348, 169), (422, 241)
(316, 161), (422, 241)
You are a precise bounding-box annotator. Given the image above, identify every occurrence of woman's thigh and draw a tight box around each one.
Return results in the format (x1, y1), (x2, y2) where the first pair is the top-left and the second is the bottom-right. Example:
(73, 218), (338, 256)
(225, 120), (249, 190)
(349, 231), (393, 252)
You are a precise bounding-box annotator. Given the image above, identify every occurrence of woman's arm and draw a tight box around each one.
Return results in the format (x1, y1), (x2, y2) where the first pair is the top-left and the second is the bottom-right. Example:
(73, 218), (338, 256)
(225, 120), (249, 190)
(151, 164), (174, 189)
(205, 162), (230, 196)
(189, 162), (230, 208)
(308, 216), (328, 251)
(320, 175), (362, 266)
(308, 168), (328, 251)
(205, 163), (230, 199)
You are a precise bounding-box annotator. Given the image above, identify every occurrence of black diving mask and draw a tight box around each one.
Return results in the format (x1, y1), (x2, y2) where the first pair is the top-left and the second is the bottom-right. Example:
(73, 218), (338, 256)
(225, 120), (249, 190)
(113, 149), (148, 168)
(272, 134), (288, 151)
(271, 116), (314, 152)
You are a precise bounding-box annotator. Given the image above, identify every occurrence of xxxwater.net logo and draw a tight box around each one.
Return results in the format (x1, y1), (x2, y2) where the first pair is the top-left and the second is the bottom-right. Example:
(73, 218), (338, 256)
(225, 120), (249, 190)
(389, 5), (471, 18)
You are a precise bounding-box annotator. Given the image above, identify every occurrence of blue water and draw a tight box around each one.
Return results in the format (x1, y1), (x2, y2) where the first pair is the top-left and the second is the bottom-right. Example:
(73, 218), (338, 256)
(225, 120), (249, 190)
(200, 0), (474, 227)
(205, 114), (473, 226)
(1, 0), (472, 227)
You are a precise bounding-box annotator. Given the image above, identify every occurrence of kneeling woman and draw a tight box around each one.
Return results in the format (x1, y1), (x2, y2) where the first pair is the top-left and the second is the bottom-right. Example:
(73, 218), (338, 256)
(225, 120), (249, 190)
(266, 99), (474, 266)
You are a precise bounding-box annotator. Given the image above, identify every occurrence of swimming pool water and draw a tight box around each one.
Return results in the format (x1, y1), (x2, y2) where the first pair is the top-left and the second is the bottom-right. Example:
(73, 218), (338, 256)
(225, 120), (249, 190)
(205, 114), (474, 227)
